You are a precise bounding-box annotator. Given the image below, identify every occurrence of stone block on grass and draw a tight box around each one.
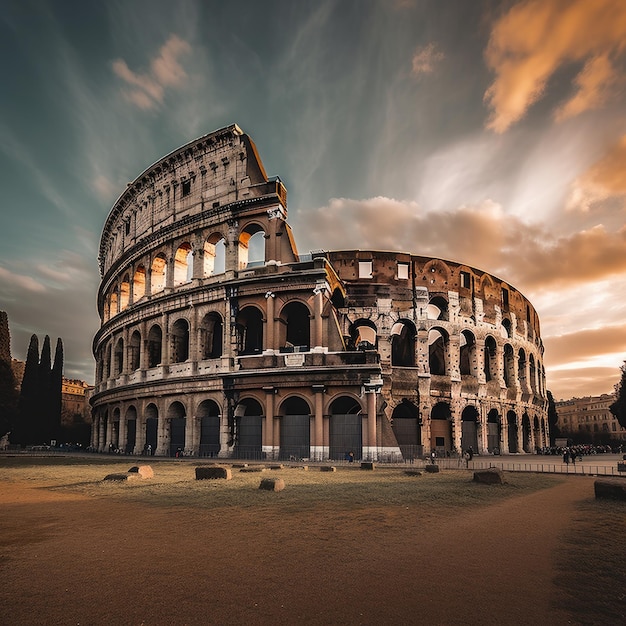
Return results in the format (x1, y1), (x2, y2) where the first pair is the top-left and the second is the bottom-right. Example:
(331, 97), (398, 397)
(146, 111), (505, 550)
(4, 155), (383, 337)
(360, 462), (375, 470)
(240, 466), (266, 473)
(269, 464), (284, 470)
(320, 466), (336, 472)
(405, 470), (422, 477)
(424, 464), (439, 473)
(195, 466), (232, 480)
(127, 465), (154, 479)
(594, 478), (626, 500)
(103, 473), (128, 482)
(259, 477), (285, 492)
(473, 468), (505, 484)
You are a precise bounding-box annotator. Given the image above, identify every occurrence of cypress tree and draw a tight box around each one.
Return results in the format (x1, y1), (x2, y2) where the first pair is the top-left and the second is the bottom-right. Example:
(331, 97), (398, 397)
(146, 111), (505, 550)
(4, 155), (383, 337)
(38, 335), (52, 443)
(0, 311), (18, 438)
(50, 338), (64, 443)
(11, 334), (40, 446)
(546, 390), (560, 445)
(609, 361), (626, 430)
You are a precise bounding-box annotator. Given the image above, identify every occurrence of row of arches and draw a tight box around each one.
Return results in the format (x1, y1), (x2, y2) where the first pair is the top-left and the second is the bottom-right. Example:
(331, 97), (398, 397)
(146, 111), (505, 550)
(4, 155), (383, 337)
(102, 226), (267, 322)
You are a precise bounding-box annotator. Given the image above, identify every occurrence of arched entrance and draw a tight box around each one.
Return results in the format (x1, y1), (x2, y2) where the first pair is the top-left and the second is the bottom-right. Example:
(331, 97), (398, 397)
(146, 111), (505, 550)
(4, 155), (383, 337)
(279, 396), (311, 460)
(522, 413), (531, 452)
(507, 410), (518, 453)
(125, 406), (137, 454)
(144, 403), (158, 454)
(197, 400), (221, 457)
(329, 396), (362, 460)
(487, 409), (500, 453)
(461, 405), (479, 453)
(430, 402), (451, 454)
(168, 401), (186, 457)
(391, 400), (421, 460)
(234, 398), (264, 459)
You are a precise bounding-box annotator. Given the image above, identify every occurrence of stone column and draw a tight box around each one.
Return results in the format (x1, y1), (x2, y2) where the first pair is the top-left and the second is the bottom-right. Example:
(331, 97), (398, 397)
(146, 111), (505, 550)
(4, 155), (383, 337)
(365, 388), (378, 461)
(313, 288), (324, 348)
(135, 414), (146, 456)
(156, 415), (169, 456)
(264, 292), (275, 351)
(185, 412), (195, 455)
(119, 411), (127, 453)
(479, 406), (489, 455)
(105, 417), (113, 451)
(263, 387), (275, 458)
(312, 385), (325, 460)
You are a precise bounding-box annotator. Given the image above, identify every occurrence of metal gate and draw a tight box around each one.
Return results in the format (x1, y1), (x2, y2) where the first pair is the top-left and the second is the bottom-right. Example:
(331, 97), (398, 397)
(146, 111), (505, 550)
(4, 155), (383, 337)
(200, 415), (220, 457)
(280, 414), (310, 460)
(329, 413), (362, 460)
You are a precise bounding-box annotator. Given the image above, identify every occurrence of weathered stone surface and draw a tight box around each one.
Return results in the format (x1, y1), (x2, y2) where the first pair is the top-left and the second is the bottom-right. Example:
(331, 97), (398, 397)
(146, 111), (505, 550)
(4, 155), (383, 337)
(320, 466), (336, 472)
(103, 473), (128, 481)
(232, 463), (248, 468)
(240, 466), (266, 473)
(269, 464), (284, 470)
(473, 468), (505, 484)
(405, 470), (422, 477)
(425, 464), (439, 473)
(594, 478), (626, 500)
(195, 466), (232, 480)
(136, 465), (154, 479)
(360, 462), (375, 470)
(259, 477), (285, 492)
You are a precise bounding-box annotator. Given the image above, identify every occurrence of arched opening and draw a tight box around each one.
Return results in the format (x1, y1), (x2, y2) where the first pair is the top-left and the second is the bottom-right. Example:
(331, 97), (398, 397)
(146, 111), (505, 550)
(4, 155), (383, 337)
(129, 330), (141, 371)
(113, 338), (124, 376)
(111, 407), (121, 449)
(103, 342), (111, 380)
(167, 401), (186, 457)
(428, 328), (447, 375)
(529, 354), (537, 393)
(151, 254), (167, 294)
(239, 225), (265, 269)
(484, 335), (497, 382)
(144, 403), (158, 454)
(170, 318), (189, 363)
(280, 301), (311, 352)
(236, 306), (264, 355)
(533, 415), (541, 450)
(199, 312), (223, 359)
(461, 405), (479, 453)
(349, 320), (378, 351)
(147, 325), (162, 368)
(204, 234), (226, 276)
(503, 344), (515, 388)
(234, 398), (264, 459)
(522, 413), (531, 452)
(125, 406), (137, 454)
(430, 402), (452, 454)
(518, 349), (527, 388)
(174, 242), (193, 285)
(459, 330), (476, 376)
(279, 396), (311, 460)
(487, 409), (500, 453)
(391, 320), (416, 367)
(197, 400), (221, 457)
(427, 296), (448, 321)
(120, 275), (130, 311)
(391, 400), (421, 460)
(109, 291), (118, 318)
(507, 410), (518, 453)
(502, 318), (512, 338)
(133, 265), (146, 300)
(329, 396), (363, 460)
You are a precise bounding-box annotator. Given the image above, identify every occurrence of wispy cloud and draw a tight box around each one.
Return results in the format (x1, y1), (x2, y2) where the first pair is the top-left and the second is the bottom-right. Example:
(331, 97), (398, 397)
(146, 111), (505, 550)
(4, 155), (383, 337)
(113, 34), (192, 110)
(411, 43), (444, 77)
(484, 0), (626, 132)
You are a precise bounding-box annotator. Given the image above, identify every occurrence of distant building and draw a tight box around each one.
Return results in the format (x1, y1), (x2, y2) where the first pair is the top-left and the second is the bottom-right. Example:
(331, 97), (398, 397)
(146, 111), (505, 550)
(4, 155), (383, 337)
(61, 379), (92, 428)
(555, 394), (626, 443)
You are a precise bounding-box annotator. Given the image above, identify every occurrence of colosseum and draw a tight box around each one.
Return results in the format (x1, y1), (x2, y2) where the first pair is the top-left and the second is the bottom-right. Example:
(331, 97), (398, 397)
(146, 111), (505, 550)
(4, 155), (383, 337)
(91, 123), (549, 460)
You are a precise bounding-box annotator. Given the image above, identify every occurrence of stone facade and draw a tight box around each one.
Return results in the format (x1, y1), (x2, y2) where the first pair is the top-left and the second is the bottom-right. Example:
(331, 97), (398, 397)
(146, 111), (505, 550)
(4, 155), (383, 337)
(91, 124), (548, 459)
(556, 394), (626, 442)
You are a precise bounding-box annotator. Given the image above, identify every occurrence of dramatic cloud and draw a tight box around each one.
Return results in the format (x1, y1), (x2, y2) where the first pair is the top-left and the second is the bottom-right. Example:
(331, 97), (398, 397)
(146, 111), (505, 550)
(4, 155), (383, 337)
(544, 325), (626, 366)
(112, 34), (191, 109)
(484, 0), (626, 132)
(411, 43), (444, 77)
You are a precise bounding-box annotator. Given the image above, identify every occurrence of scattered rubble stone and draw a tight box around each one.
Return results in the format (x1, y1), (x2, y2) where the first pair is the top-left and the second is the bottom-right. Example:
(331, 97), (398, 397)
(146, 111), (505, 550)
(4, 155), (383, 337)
(473, 468), (505, 484)
(259, 477), (285, 492)
(195, 466), (232, 480)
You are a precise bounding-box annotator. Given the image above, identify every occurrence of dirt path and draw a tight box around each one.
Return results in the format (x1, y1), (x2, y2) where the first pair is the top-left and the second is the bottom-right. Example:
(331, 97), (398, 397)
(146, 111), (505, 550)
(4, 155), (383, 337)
(0, 476), (593, 625)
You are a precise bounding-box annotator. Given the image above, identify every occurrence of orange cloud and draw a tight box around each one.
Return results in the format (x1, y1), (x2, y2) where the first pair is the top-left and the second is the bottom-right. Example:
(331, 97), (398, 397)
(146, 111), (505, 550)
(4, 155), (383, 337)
(113, 35), (191, 110)
(484, 0), (626, 132)
(544, 325), (626, 366)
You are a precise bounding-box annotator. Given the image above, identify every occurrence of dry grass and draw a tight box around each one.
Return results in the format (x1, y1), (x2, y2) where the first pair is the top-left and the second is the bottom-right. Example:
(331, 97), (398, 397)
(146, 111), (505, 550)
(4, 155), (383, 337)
(0, 455), (560, 514)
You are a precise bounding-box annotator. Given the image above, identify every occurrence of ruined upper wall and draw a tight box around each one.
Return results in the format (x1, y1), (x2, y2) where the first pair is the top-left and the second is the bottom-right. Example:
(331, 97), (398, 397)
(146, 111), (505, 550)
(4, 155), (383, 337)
(98, 124), (286, 276)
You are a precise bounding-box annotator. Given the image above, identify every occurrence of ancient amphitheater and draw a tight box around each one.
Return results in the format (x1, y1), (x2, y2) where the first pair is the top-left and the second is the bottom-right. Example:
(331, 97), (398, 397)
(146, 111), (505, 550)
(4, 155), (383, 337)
(91, 124), (548, 460)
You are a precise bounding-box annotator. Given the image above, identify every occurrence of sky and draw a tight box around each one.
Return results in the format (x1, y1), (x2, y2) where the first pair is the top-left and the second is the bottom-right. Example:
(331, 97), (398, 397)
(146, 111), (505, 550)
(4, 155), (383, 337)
(1, 0), (626, 401)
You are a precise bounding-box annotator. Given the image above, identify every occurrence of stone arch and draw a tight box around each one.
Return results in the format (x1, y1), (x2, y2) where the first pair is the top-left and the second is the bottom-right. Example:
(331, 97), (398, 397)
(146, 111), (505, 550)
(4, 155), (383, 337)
(279, 300), (311, 351)
(518, 348), (527, 388)
(120, 274), (130, 311)
(529, 354), (537, 393)
(234, 397), (264, 458)
(204, 232), (226, 276)
(109, 289), (118, 319)
(349, 319), (378, 351)
(427, 296), (449, 321)
(533, 415), (541, 450)
(113, 337), (124, 376)
(144, 403), (159, 454)
(428, 327), (448, 375)
(239, 223), (265, 269)
(129, 330), (141, 371)
(461, 405), (479, 453)
(430, 401), (452, 454)
(167, 400), (186, 457)
(391, 400), (421, 459)
(133, 264), (146, 300)
(278, 395), (312, 460)
(199, 312), (223, 359)
(125, 405), (137, 454)
(236, 305), (264, 355)
(503, 343), (515, 388)
(197, 399), (221, 457)
(502, 317), (512, 338)
(170, 318), (190, 363)
(329, 395), (363, 460)
(522, 412), (531, 452)
(174, 242), (193, 285)
(151, 253), (167, 294)
(459, 329), (476, 376)
(484, 335), (498, 382)
(147, 324), (162, 368)
(507, 410), (519, 453)
(487, 408), (500, 453)
(391, 319), (416, 367)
